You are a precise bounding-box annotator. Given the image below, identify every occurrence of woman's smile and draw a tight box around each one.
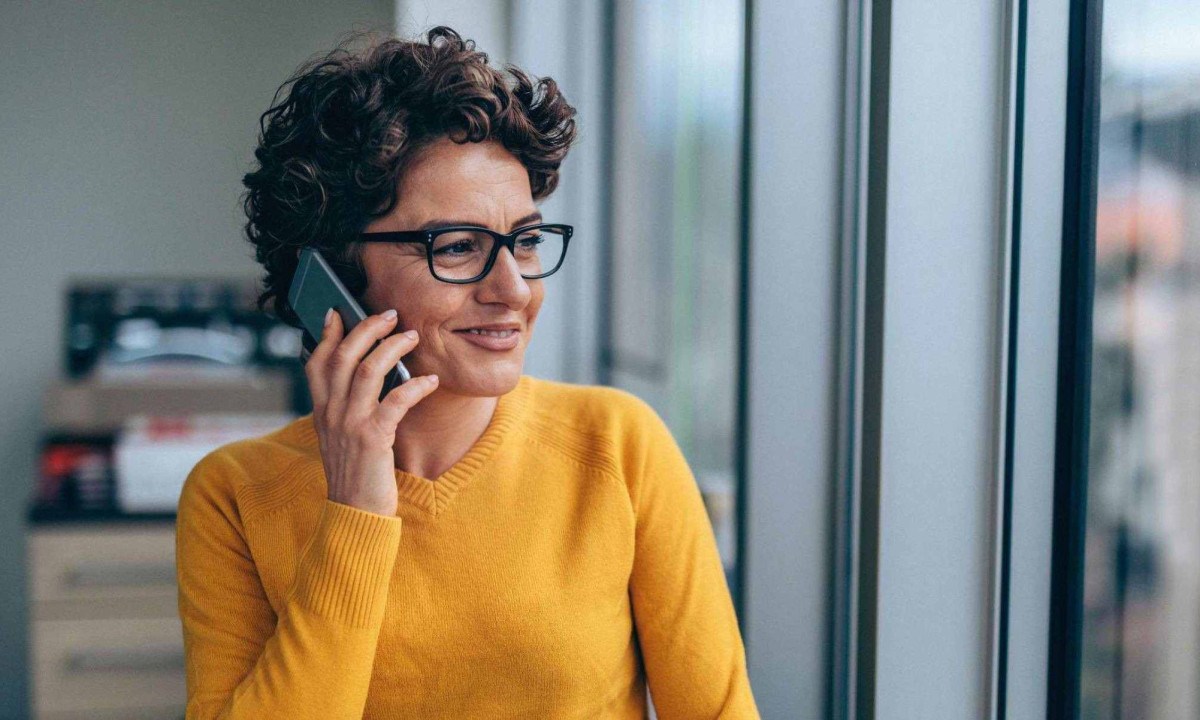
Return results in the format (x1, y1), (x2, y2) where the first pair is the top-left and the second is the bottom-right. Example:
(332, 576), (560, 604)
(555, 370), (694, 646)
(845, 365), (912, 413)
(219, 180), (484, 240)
(453, 327), (521, 351)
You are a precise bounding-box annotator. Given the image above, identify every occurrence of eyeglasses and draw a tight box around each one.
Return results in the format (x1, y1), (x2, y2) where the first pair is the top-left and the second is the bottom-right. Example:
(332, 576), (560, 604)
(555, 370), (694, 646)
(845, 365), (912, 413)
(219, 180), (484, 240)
(358, 223), (573, 284)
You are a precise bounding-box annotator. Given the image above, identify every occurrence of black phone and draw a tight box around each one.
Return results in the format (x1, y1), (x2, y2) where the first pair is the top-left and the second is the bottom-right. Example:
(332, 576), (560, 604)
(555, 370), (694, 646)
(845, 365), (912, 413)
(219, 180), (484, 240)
(288, 247), (412, 402)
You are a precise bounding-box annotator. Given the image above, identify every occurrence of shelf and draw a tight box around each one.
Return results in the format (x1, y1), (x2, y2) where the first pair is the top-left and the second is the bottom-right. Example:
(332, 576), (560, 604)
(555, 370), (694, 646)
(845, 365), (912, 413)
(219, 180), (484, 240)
(27, 506), (176, 526)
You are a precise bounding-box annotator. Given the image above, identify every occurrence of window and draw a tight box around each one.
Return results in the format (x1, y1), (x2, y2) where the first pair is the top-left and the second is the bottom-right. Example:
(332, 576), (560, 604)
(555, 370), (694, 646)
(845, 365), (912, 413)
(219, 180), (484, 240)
(1081, 2), (1200, 717)
(605, 0), (745, 602)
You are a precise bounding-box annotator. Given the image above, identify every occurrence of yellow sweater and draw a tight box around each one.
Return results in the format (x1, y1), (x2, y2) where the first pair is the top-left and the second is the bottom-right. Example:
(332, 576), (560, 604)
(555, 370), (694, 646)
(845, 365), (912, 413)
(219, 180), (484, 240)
(175, 374), (759, 719)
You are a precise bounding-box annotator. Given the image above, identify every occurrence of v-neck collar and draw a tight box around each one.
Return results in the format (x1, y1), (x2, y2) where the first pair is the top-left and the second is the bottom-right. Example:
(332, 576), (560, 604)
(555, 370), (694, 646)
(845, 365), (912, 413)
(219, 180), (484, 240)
(291, 374), (533, 518)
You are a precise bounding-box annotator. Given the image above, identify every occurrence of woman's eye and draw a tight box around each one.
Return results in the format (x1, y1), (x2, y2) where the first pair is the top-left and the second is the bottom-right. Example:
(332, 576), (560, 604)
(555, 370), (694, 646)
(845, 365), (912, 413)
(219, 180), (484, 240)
(518, 234), (543, 248)
(435, 241), (475, 255)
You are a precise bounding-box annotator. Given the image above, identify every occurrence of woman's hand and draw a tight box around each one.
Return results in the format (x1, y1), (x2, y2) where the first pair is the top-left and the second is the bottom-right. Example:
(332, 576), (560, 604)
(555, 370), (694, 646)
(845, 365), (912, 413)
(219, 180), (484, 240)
(304, 307), (439, 516)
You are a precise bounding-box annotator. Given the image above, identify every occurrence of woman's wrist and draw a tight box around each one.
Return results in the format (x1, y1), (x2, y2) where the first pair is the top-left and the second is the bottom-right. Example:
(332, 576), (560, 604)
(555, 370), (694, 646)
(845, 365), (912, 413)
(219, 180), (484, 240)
(328, 493), (397, 517)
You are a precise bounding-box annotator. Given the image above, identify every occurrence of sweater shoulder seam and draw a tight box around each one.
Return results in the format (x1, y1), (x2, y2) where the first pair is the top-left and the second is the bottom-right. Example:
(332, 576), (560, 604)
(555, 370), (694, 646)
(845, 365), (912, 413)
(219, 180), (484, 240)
(525, 404), (623, 476)
(231, 454), (319, 529)
(520, 433), (634, 520)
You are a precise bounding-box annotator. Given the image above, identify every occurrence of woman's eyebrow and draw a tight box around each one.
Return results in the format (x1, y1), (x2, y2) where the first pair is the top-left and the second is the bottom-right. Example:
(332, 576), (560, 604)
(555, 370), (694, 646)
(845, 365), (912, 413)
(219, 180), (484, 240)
(416, 210), (543, 232)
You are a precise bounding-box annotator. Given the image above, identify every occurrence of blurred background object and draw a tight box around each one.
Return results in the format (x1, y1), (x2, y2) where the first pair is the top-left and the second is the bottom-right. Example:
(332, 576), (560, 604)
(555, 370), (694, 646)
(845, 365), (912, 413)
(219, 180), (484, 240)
(32, 278), (303, 520)
(1080, 1), (1200, 718)
(63, 280), (303, 379)
(27, 277), (301, 718)
(113, 413), (296, 513)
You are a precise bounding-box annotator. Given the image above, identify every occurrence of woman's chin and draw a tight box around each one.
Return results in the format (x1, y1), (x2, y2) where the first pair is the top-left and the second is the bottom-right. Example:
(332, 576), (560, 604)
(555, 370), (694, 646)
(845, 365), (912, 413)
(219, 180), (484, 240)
(434, 364), (523, 397)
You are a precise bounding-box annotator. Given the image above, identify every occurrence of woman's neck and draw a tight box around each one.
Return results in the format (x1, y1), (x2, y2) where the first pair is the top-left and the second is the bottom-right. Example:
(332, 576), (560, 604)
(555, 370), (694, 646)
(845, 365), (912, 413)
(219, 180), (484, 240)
(390, 387), (499, 481)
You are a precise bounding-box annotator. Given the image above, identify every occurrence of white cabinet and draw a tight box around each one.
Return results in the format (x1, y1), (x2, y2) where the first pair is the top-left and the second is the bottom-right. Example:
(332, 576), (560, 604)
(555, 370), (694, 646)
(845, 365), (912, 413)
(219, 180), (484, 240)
(27, 520), (184, 720)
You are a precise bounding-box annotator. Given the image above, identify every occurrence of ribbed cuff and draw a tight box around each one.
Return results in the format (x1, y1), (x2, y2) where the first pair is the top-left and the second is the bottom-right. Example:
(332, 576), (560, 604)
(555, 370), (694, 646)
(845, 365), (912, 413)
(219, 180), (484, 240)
(292, 499), (403, 628)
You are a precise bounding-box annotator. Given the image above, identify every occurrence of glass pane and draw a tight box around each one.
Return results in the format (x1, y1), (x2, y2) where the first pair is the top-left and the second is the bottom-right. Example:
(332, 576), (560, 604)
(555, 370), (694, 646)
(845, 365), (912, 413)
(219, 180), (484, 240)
(513, 226), (567, 277)
(1083, 3), (1200, 717)
(431, 230), (492, 280)
(608, 0), (744, 600)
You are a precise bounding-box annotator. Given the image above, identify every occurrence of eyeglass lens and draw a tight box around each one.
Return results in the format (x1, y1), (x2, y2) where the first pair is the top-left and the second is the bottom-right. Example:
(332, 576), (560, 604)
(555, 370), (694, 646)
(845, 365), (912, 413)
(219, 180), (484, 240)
(430, 226), (567, 281)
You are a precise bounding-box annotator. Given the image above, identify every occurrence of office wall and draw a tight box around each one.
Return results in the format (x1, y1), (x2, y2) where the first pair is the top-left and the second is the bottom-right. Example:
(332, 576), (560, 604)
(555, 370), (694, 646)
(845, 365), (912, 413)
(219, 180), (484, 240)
(396, 0), (509, 69)
(873, 1), (1004, 713)
(0, 1), (393, 715)
(742, 0), (844, 715)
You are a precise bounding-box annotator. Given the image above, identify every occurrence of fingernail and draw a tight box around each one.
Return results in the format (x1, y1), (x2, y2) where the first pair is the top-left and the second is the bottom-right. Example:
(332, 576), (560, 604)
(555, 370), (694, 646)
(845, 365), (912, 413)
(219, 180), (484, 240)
(404, 330), (418, 340)
(324, 308), (334, 327)
(382, 308), (397, 321)
(428, 374), (439, 384)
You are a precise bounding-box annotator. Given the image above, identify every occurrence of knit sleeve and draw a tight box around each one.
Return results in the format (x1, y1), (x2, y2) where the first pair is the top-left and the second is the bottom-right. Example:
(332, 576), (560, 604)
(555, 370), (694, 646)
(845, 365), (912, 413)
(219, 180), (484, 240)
(175, 450), (402, 720)
(623, 397), (761, 719)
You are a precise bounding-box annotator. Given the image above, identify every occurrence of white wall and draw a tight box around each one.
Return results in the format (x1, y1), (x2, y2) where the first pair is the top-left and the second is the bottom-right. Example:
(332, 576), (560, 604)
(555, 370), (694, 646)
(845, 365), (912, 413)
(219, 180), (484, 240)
(873, 1), (1005, 713)
(0, 1), (393, 714)
(870, 0), (1067, 715)
(396, 0), (510, 68)
(743, 0), (844, 715)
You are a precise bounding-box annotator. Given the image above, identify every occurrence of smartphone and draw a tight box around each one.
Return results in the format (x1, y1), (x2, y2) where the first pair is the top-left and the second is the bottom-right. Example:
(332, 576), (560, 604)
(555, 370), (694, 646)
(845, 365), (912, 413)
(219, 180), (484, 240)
(288, 247), (412, 402)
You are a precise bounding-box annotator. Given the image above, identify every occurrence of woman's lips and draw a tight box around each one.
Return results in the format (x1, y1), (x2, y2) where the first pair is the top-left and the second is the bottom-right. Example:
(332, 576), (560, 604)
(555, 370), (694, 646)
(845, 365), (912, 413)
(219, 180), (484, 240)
(453, 329), (520, 351)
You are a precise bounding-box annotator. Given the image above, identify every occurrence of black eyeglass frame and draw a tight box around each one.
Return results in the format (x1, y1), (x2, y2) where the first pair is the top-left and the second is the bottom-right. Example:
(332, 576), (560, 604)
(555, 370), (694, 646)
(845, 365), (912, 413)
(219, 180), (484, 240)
(357, 222), (574, 284)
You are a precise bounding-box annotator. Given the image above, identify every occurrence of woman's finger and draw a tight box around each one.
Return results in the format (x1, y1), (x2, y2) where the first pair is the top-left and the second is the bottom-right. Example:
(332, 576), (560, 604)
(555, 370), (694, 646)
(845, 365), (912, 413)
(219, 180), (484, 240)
(346, 329), (420, 415)
(374, 373), (440, 433)
(304, 308), (343, 412)
(323, 310), (399, 418)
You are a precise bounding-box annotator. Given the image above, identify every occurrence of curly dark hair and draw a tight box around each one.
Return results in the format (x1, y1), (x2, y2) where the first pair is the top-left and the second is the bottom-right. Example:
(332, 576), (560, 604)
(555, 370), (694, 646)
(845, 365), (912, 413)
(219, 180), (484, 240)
(241, 25), (578, 328)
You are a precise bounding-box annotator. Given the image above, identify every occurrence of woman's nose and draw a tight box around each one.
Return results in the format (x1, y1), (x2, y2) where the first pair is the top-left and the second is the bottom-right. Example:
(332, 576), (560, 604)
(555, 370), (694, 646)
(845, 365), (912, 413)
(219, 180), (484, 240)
(478, 246), (532, 303)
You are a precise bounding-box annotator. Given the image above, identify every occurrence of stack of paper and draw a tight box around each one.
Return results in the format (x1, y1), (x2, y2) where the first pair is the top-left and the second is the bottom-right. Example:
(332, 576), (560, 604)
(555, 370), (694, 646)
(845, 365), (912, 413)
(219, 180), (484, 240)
(114, 413), (296, 513)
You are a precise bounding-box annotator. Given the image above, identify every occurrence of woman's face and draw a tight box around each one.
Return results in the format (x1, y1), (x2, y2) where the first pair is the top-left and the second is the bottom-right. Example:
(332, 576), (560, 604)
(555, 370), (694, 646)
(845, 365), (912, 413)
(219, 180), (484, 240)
(358, 136), (545, 399)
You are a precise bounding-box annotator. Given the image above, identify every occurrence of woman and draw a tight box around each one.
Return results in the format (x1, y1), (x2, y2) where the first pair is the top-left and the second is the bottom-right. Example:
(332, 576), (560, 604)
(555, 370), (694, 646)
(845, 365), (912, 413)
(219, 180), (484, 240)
(175, 26), (758, 719)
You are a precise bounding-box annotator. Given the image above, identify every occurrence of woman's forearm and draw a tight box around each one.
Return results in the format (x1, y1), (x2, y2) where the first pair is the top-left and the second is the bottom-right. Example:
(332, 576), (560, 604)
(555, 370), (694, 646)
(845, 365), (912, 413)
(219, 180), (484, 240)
(179, 493), (402, 720)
